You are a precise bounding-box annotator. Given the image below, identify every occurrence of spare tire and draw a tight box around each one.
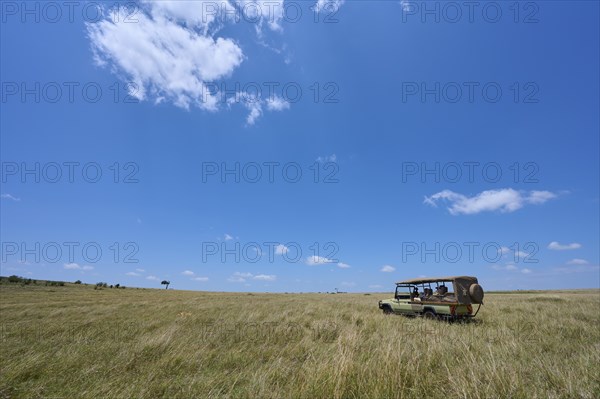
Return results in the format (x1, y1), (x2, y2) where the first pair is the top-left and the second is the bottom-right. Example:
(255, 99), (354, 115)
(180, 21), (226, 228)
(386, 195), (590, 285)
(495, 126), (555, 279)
(469, 284), (484, 304)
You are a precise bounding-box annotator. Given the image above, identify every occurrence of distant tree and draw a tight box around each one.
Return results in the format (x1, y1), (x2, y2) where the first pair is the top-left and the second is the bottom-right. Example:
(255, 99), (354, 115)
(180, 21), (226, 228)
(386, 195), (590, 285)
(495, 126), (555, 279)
(115, 283), (120, 288)
(8, 275), (21, 283)
(109, 285), (113, 288)
(161, 280), (170, 289)
(74, 280), (82, 284)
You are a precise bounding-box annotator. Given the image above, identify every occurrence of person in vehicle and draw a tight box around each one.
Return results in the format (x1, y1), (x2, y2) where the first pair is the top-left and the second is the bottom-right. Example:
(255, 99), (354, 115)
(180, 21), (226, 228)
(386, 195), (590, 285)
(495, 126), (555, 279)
(412, 286), (420, 301)
(422, 288), (433, 299)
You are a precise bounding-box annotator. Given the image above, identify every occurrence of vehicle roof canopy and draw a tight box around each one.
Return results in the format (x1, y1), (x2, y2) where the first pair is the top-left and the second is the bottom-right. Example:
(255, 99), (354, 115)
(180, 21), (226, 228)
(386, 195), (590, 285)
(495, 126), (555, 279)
(396, 276), (478, 285)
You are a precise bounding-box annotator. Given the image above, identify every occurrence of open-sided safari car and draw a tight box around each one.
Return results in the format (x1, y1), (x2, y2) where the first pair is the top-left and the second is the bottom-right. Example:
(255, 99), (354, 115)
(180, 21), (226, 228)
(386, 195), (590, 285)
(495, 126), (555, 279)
(378, 276), (484, 320)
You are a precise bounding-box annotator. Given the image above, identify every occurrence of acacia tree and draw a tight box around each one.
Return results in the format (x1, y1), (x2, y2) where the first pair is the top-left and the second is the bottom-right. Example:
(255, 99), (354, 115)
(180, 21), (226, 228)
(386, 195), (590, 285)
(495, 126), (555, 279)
(161, 280), (170, 289)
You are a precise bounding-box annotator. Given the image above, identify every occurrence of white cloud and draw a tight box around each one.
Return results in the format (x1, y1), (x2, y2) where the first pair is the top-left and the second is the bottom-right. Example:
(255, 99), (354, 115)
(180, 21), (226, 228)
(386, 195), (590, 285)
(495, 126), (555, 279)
(238, 0), (287, 33)
(1, 193), (20, 201)
(182, 270), (195, 276)
(224, 234), (234, 241)
(316, 154), (337, 163)
(314, 0), (345, 13)
(498, 246), (511, 256)
(146, 275), (159, 281)
(143, 0), (236, 33)
(86, 2), (292, 125)
(228, 272), (276, 282)
(227, 272), (277, 283)
(567, 258), (589, 265)
(306, 256), (334, 265)
(337, 262), (351, 269)
(527, 191), (557, 204)
(126, 272), (140, 276)
(380, 265), (395, 273)
(521, 268), (532, 274)
(228, 272), (254, 283)
(275, 244), (288, 255)
(87, 4), (244, 112)
(399, 1), (412, 12)
(244, 96), (263, 125)
(265, 95), (290, 111)
(548, 241), (582, 251)
(193, 277), (209, 282)
(368, 284), (382, 289)
(136, 268), (146, 272)
(514, 251), (530, 260)
(424, 189), (557, 215)
(253, 274), (276, 281)
(64, 263), (93, 271)
(493, 264), (518, 271)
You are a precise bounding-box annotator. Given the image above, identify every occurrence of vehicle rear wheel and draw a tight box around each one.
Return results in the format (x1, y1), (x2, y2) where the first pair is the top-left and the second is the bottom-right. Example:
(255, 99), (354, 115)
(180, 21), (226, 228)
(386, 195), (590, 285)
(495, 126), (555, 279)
(423, 310), (437, 320)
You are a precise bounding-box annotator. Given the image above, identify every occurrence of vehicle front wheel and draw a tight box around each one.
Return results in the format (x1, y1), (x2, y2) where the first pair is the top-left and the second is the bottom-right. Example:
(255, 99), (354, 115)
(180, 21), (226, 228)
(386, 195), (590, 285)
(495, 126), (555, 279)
(382, 306), (394, 315)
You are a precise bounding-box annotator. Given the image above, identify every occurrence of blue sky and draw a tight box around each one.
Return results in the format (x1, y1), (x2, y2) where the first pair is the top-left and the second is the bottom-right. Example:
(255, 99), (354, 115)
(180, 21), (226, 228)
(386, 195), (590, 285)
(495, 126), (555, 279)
(1, 1), (599, 292)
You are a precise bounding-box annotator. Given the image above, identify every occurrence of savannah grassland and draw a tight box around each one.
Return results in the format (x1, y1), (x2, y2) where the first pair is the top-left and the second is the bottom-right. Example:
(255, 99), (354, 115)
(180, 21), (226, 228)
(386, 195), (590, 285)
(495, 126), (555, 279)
(0, 284), (598, 399)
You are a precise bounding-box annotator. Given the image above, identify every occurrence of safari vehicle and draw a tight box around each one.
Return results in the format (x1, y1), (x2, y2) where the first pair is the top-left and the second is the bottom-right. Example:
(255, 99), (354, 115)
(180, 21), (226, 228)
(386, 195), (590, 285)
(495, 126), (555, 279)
(378, 276), (484, 320)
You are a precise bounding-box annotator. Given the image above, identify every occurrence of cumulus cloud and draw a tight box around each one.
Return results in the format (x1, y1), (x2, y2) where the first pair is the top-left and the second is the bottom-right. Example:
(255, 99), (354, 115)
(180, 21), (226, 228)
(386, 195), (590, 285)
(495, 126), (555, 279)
(275, 244), (288, 255)
(567, 258), (589, 265)
(224, 234), (234, 241)
(548, 241), (582, 251)
(244, 97), (263, 125)
(265, 95), (290, 111)
(399, 1), (412, 12)
(314, 0), (345, 13)
(142, 0), (236, 33)
(337, 262), (351, 269)
(498, 246), (511, 256)
(126, 271), (141, 276)
(146, 275), (159, 281)
(228, 272), (275, 282)
(136, 268), (146, 272)
(86, 2), (291, 125)
(228, 272), (254, 283)
(424, 189), (557, 215)
(1, 193), (20, 201)
(253, 274), (276, 281)
(316, 154), (337, 163)
(193, 277), (209, 282)
(64, 263), (93, 271)
(87, 5), (244, 111)
(380, 265), (395, 273)
(182, 270), (195, 276)
(306, 256), (334, 265)
(521, 268), (532, 274)
(492, 264), (518, 271)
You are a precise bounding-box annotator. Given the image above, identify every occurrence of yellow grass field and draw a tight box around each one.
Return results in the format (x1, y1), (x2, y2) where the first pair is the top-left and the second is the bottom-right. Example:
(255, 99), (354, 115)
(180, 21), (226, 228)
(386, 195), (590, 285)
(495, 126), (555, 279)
(1, 284), (599, 398)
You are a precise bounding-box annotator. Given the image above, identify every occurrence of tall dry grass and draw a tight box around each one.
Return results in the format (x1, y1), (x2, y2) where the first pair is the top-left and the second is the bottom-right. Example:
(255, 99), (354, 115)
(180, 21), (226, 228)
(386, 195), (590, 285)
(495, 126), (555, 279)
(1, 284), (598, 398)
